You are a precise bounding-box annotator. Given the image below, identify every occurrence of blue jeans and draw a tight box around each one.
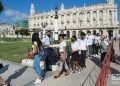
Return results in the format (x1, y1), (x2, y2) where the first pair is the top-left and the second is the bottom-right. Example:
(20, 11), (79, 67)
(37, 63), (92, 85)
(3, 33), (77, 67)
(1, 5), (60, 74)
(33, 54), (42, 77)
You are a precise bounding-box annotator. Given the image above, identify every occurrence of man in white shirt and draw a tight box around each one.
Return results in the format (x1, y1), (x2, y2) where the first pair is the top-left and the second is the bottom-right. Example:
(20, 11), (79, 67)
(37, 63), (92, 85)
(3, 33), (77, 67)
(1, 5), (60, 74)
(78, 32), (87, 68)
(87, 32), (94, 57)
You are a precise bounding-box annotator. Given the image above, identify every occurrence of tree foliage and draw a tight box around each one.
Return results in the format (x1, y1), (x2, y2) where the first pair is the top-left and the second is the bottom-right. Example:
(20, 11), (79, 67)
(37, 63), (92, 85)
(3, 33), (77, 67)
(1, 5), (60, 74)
(19, 28), (30, 36)
(0, 0), (4, 14)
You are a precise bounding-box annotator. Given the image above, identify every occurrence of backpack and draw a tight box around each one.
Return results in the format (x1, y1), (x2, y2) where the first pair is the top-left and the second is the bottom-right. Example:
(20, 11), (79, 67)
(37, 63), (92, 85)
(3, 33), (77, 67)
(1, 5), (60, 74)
(0, 63), (3, 69)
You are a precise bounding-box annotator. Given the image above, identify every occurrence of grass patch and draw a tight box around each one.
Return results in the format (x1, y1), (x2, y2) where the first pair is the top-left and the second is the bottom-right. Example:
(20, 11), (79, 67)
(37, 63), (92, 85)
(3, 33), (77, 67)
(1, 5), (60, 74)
(0, 42), (31, 63)
(0, 40), (71, 63)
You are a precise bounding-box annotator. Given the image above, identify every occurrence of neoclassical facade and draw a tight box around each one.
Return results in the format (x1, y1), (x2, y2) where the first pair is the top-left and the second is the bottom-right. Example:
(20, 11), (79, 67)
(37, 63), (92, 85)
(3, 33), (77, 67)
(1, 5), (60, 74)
(0, 23), (16, 38)
(28, 0), (119, 38)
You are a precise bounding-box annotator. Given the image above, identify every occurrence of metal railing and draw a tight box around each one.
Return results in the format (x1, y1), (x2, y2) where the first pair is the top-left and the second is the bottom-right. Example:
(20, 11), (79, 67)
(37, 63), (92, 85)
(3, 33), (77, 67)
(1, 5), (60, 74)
(95, 40), (113, 86)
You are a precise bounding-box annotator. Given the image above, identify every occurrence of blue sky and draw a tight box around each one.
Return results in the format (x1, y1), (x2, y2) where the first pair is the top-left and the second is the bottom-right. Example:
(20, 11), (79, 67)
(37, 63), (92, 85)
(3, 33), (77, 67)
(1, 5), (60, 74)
(0, 0), (120, 24)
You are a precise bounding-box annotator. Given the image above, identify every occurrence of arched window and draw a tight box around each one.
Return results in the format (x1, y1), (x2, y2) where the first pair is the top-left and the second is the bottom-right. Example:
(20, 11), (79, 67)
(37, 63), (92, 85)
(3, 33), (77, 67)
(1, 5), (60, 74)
(67, 31), (70, 38)
(87, 12), (90, 19)
(87, 12), (91, 26)
(79, 12), (83, 19)
(61, 30), (64, 34)
(99, 10), (103, 19)
(73, 13), (76, 23)
(61, 15), (64, 24)
(72, 31), (76, 36)
(109, 10), (112, 25)
(99, 30), (103, 36)
(78, 30), (82, 38)
(67, 14), (70, 24)
(93, 30), (96, 35)
(108, 30), (113, 40)
(93, 11), (97, 18)
(99, 10), (103, 26)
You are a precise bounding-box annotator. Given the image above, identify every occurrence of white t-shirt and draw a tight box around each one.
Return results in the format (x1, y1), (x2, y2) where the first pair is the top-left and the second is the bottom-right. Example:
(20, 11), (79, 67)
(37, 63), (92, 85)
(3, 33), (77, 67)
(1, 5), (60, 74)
(87, 35), (94, 45)
(71, 41), (79, 51)
(79, 38), (87, 50)
(59, 40), (66, 52)
(96, 36), (101, 44)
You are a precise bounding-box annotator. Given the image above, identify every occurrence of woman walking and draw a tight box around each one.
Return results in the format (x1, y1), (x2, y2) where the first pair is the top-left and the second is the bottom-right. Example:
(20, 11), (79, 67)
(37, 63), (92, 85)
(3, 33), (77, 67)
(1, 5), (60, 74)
(26, 32), (43, 84)
(54, 34), (69, 78)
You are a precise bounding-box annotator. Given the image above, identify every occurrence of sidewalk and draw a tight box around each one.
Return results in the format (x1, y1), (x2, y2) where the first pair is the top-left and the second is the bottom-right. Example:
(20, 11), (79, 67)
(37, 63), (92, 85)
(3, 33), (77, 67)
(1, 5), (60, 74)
(0, 58), (97, 86)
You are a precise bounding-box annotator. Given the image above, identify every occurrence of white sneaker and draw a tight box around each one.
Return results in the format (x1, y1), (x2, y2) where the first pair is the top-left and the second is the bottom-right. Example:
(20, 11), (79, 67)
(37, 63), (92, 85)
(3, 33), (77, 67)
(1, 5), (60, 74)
(33, 78), (41, 84)
(78, 69), (81, 73)
(95, 54), (98, 57)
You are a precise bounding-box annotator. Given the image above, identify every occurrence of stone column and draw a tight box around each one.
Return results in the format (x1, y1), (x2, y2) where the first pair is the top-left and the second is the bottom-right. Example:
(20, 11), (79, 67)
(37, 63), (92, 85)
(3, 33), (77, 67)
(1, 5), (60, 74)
(64, 13), (67, 28)
(103, 10), (106, 26)
(76, 30), (79, 38)
(112, 10), (115, 26)
(90, 11), (93, 27)
(70, 13), (73, 28)
(70, 30), (72, 38)
(77, 12), (79, 29)
(58, 14), (61, 29)
(83, 11), (87, 28)
(107, 10), (110, 26)
(115, 9), (118, 25)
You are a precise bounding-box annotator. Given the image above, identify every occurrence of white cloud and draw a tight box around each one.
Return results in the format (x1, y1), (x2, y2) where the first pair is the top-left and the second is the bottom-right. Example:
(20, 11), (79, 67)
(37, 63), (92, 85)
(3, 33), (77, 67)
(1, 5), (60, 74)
(5, 9), (28, 20)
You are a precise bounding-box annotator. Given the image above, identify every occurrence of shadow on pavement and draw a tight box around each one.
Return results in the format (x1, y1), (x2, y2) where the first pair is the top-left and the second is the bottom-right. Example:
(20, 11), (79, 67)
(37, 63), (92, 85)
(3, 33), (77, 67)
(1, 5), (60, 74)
(0, 64), (9, 74)
(90, 57), (101, 68)
(90, 56), (120, 74)
(6, 66), (28, 86)
(111, 67), (120, 74)
(114, 54), (120, 65)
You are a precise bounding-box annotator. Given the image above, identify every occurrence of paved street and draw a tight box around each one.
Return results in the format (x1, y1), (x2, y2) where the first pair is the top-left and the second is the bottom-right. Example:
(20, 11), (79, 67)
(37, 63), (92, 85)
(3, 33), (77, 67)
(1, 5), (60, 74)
(0, 40), (120, 86)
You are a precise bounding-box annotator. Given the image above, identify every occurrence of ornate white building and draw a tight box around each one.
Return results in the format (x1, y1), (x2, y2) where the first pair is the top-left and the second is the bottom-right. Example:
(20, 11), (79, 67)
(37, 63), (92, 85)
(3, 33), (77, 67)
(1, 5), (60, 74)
(28, 0), (119, 39)
(0, 23), (16, 38)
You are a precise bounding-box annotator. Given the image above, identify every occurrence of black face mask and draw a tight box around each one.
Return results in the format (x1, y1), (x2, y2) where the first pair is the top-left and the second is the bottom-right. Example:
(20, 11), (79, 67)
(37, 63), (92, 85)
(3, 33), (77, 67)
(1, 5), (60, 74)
(47, 34), (51, 38)
(81, 37), (84, 40)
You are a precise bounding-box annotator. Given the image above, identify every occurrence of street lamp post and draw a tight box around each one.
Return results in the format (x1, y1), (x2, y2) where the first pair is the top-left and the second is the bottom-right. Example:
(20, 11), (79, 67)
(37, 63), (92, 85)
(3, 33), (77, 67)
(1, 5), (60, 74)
(54, 7), (59, 44)
(41, 22), (48, 38)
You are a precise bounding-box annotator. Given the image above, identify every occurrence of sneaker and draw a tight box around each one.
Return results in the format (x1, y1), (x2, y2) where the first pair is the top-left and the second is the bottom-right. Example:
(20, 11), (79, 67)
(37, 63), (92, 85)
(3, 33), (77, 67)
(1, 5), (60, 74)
(95, 54), (98, 57)
(33, 78), (41, 84)
(2, 84), (7, 86)
(78, 69), (81, 73)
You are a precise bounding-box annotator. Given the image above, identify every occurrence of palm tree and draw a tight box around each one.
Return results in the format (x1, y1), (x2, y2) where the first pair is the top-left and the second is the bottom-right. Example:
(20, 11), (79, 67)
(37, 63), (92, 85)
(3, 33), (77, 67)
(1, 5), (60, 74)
(0, 0), (4, 14)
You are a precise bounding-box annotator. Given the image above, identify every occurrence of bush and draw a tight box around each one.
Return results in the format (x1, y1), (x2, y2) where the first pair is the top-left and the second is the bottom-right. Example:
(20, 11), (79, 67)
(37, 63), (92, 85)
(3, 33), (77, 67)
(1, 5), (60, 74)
(0, 38), (31, 42)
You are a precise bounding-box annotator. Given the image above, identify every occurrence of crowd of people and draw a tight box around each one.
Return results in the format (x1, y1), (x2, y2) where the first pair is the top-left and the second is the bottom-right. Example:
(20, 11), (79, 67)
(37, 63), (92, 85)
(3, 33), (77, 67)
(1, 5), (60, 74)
(0, 30), (115, 85)
(25, 30), (113, 84)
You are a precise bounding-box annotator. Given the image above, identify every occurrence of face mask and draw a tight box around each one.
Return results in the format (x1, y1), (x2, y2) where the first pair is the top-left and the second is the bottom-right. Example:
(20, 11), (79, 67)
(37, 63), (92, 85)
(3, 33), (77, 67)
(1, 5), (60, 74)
(48, 34), (51, 38)
(81, 37), (84, 40)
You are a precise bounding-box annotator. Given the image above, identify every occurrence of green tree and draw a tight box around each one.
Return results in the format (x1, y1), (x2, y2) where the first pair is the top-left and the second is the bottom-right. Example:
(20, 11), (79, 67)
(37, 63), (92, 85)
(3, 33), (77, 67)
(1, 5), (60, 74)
(19, 28), (30, 38)
(15, 30), (20, 38)
(0, 0), (4, 14)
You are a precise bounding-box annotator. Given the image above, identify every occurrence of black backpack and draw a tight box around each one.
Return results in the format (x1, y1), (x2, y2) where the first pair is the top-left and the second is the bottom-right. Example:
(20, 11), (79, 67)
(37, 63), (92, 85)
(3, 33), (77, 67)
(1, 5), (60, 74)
(0, 63), (3, 69)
